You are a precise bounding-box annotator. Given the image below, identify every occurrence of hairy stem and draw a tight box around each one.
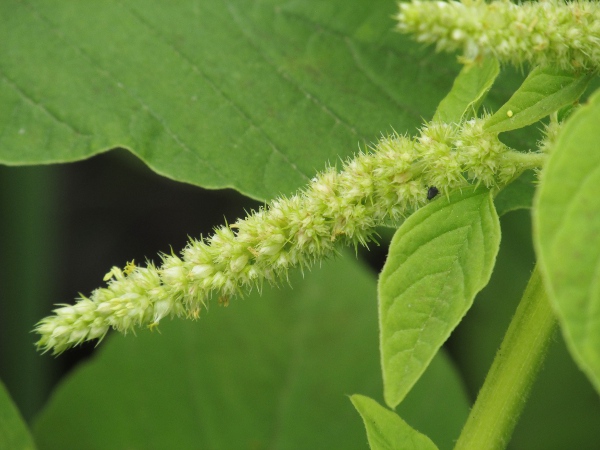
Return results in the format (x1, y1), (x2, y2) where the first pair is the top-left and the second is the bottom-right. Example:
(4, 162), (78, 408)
(454, 265), (556, 450)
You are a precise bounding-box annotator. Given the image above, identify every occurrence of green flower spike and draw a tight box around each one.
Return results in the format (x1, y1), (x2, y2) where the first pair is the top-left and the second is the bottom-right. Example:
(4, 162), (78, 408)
(35, 117), (545, 354)
(397, 0), (600, 71)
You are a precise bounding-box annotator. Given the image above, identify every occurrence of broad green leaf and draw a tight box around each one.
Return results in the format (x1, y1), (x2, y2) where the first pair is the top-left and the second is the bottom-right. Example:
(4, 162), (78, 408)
(0, 380), (36, 450)
(34, 256), (469, 449)
(484, 67), (594, 133)
(379, 188), (501, 407)
(0, 0), (457, 200)
(434, 56), (499, 123)
(535, 89), (600, 393)
(351, 395), (438, 450)
(493, 170), (537, 216)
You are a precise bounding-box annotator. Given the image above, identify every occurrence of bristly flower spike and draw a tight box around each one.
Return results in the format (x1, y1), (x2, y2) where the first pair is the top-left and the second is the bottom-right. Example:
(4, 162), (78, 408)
(35, 117), (546, 354)
(397, 0), (600, 71)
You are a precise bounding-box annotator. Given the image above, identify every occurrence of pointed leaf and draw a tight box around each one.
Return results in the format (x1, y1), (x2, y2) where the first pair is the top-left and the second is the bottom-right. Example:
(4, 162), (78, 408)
(0, 380), (36, 450)
(0, 0), (458, 200)
(484, 67), (594, 133)
(535, 89), (600, 393)
(434, 56), (499, 123)
(379, 188), (501, 407)
(351, 395), (438, 450)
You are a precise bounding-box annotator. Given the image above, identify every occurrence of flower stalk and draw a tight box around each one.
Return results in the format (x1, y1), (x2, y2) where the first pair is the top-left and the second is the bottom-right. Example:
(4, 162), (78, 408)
(35, 118), (545, 354)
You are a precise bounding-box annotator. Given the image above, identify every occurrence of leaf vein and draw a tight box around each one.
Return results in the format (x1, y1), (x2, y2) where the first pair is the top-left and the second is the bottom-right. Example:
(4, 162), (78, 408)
(343, 37), (421, 120)
(225, 1), (367, 141)
(0, 68), (92, 138)
(123, 1), (310, 184)
(26, 1), (228, 182)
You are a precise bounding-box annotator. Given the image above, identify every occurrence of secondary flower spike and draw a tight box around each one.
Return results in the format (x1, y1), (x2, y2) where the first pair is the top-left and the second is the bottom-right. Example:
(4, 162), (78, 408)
(397, 0), (600, 71)
(35, 118), (545, 354)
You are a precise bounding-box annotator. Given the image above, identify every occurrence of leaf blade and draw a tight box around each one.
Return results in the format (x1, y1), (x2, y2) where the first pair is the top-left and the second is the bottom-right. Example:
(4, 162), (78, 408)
(434, 56), (499, 123)
(351, 394), (438, 450)
(0, 380), (36, 450)
(534, 88), (600, 393)
(484, 67), (593, 133)
(379, 188), (501, 407)
(0, 0), (458, 200)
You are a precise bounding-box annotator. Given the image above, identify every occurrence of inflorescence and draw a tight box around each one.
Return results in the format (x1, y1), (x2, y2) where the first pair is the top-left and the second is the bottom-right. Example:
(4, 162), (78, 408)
(34, 118), (546, 354)
(397, 0), (600, 71)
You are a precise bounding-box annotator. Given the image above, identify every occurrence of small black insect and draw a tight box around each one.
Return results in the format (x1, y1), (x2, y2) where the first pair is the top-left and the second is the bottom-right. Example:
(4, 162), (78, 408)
(427, 186), (439, 200)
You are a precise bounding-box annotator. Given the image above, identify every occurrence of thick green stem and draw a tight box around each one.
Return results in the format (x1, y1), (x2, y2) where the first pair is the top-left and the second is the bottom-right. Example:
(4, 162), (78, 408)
(454, 265), (556, 450)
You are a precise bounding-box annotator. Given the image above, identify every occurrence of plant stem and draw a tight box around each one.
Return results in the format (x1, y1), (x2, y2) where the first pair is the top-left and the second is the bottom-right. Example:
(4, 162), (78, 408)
(454, 265), (556, 450)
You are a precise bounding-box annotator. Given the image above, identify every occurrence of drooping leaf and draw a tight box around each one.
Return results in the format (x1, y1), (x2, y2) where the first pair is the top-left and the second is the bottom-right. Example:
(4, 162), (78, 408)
(0, 380), (36, 450)
(494, 170), (537, 216)
(535, 88), (600, 393)
(0, 0), (458, 200)
(484, 67), (594, 133)
(434, 56), (499, 123)
(379, 188), (501, 407)
(33, 256), (469, 449)
(351, 395), (438, 450)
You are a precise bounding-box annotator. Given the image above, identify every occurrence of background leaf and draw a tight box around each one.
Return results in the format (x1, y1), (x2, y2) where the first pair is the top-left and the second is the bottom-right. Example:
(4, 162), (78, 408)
(33, 256), (469, 450)
(351, 394), (438, 450)
(535, 88), (600, 393)
(0, 0), (459, 200)
(0, 379), (36, 450)
(493, 170), (537, 216)
(379, 188), (501, 407)
(434, 56), (499, 124)
(484, 67), (593, 134)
